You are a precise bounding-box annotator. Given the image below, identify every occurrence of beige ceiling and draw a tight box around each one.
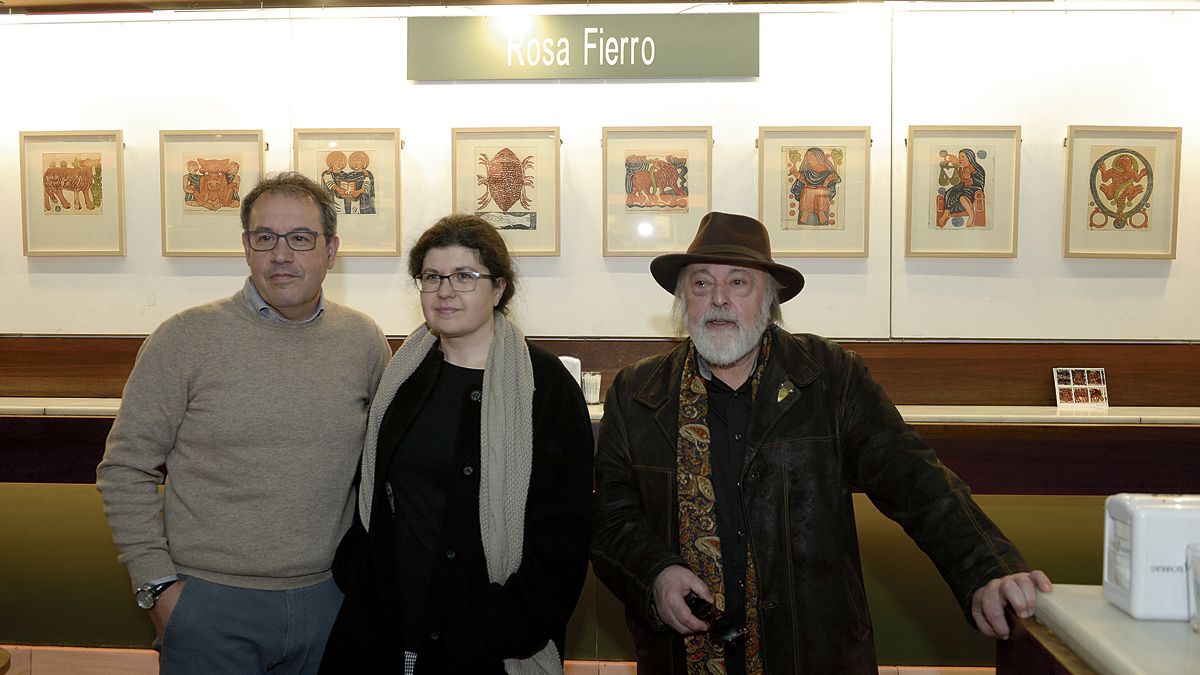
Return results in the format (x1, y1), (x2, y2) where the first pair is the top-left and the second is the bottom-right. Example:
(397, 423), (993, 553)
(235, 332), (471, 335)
(6, 0), (1031, 16)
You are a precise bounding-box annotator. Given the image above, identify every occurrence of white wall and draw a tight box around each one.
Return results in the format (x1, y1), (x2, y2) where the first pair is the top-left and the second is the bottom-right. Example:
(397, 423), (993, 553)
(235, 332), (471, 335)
(0, 2), (1196, 339)
(891, 4), (1200, 339)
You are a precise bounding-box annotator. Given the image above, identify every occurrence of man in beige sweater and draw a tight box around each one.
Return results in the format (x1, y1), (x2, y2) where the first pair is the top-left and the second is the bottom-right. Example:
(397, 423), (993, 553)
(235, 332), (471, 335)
(97, 173), (391, 674)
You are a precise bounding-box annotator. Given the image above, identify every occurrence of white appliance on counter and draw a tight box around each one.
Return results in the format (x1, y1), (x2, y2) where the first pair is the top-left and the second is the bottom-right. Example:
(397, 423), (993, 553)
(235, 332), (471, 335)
(1103, 493), (1200, 620)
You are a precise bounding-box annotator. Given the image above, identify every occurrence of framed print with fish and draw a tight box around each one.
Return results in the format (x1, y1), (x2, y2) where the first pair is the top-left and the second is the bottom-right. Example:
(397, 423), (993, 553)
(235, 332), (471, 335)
(1063, 125), (1181, 259)
(295, 128), (401, 256)
(602, 126), (712, 257)
(160, 130), (264, 256)
(20, 130), (125, 256)
(451, 127), (560, 256)
(758, 126), (870, 257)
(905, 126), (1020, 258)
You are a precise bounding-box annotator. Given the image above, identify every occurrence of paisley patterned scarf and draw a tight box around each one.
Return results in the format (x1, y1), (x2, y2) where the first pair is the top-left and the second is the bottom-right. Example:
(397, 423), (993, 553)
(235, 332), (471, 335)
(676, 331), (771, 674)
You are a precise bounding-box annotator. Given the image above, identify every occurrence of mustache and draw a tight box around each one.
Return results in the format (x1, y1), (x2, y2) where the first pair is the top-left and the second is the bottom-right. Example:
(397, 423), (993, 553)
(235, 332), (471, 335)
(267, 266), (300, 276)
(699, 308), (740, 325)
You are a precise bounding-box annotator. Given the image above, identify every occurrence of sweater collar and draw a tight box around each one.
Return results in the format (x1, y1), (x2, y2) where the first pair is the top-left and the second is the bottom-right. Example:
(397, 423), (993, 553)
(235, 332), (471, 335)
(242, 277), (325, 324)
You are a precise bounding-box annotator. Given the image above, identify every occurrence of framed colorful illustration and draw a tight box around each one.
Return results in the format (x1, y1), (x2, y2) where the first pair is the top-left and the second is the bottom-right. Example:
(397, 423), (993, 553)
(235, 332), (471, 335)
(905, 126), (1021, 258)
(451, 127), (560, 257)
(20, 130), (125, 256)
(602, 126), (712, 257)
(1063, 125), (1181, 259)
(757, 126), (870, 257)
(160, 130), (264, 256)
(294, 128), (401, 257)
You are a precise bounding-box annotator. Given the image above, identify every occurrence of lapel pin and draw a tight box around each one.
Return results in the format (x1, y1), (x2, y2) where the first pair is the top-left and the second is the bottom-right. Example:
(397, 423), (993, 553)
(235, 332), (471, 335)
(777, 385), (791, 403)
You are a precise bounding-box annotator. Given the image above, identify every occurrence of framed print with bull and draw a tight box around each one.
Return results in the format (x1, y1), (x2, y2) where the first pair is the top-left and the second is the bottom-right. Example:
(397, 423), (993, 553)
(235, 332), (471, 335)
(1063, 125), (1181, 259)
(160, 130), (264, 256)
(20, 130), (125, 256)
(451, 127), (560, 257)
(602, 126), (712, 256)
(295, 128), (402, 257)
(905, 126), (1021, 258)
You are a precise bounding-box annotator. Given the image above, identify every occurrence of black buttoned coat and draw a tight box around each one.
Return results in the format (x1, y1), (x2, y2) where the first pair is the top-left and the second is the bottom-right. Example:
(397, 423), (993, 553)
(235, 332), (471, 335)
(320, 343), (594, 673)
(589, 325), (1029, 673)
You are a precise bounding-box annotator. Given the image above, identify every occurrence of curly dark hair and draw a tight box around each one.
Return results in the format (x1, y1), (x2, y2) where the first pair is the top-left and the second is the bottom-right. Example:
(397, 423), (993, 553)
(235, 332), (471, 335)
(408, 214), (517, 313)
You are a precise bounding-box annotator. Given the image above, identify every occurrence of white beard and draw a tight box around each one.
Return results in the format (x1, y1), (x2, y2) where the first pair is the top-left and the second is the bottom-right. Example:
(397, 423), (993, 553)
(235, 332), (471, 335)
(688, 298), (772, 367)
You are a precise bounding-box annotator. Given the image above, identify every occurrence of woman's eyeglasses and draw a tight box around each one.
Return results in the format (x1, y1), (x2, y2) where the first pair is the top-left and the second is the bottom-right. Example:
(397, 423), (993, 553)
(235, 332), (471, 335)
(413, 271), (498, 293)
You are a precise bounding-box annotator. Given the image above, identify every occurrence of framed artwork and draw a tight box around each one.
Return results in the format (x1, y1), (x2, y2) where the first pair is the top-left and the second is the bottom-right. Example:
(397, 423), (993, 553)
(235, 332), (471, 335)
(451, 127), (560, 257)
(1052, 367), (1109, 409)
(294, 128), (401, 256)
(602, 126), (712, 256)
(905, 126), (1021, 258)
(757, 126), (870, 257)
(1063, 125), (1182, 259)
(160, 130), (264, 256)
(20, 130), (125, 256)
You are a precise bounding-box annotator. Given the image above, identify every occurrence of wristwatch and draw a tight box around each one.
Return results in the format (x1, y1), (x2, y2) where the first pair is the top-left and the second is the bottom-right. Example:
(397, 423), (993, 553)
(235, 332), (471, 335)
(135, 579), (178, 610)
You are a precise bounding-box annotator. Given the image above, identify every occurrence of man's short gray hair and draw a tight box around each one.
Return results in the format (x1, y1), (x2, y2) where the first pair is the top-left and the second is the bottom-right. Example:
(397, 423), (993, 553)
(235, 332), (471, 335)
(670, 268), (783, 337)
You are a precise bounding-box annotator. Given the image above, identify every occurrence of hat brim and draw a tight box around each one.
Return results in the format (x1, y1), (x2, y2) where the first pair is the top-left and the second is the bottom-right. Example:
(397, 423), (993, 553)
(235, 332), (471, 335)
(650, 253), (805, 303)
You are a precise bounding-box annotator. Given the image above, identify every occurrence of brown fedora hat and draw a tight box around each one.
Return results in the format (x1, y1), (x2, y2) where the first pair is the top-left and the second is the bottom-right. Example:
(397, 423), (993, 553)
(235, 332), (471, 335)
(650, 212), (805, 302)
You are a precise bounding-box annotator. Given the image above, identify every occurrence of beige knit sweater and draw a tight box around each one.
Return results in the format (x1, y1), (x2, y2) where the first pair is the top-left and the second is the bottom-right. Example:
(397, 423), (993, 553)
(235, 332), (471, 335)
(97, 289), (391, 591)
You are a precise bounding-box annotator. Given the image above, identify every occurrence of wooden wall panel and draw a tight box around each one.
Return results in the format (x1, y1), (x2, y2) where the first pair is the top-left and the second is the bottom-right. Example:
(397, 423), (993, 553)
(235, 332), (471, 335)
(850, 342), (1200, 407)
(0, 337), (142, 399)
(2, 336), (1198, 406)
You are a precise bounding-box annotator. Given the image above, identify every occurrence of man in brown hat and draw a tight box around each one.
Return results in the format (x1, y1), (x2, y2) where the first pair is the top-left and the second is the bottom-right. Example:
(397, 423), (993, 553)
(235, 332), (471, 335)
(589, 212), (1051, 673)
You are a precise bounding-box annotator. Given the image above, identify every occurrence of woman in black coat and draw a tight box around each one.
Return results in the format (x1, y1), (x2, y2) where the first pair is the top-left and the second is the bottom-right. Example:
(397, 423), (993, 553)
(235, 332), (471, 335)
(320, 215), (594, 673)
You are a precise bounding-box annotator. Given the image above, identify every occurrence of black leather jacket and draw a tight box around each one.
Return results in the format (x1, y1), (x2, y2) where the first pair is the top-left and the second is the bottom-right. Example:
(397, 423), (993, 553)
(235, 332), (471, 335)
(590, 326), (1028, 673)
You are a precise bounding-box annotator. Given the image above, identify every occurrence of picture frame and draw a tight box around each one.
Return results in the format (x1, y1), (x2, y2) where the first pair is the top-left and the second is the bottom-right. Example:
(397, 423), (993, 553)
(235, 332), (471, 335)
(451, 127), (560, 257)
(20, 130), (125, 256)
(1063, 125), (1182, 259)
(602, 126), (712, 257)
(294, 128), (401, 257)
(1053, 367), (1109, 409)
(905, 126), (1021, 258)
(757, 126), (870, 257)
(160, 130), (264, 256)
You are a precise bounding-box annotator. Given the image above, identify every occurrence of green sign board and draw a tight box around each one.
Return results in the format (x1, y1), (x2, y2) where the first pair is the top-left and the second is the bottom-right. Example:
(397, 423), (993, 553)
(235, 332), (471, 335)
(408, 14), (758, 81)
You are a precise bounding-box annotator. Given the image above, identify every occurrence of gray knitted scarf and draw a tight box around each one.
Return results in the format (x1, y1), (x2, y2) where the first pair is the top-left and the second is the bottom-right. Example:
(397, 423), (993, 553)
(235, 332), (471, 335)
(358, 312), (559, 673)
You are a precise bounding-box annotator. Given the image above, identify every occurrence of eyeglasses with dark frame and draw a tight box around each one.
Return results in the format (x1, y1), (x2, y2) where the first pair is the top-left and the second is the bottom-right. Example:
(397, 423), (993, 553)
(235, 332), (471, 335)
(413, 271), (499, 293)
(246, 229), (322, 252)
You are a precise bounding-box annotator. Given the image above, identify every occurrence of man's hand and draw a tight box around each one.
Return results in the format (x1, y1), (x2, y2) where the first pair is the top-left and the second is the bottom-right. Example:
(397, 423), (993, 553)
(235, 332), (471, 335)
(148, 580), (185, 636)
(971, 570), (1053, 639)
(652, 565), (711, 634)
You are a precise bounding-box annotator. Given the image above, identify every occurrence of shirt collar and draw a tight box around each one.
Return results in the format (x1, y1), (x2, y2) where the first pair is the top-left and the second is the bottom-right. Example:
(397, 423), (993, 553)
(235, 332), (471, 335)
(242, 277), (325, 324)
(694, 350), (759, 391)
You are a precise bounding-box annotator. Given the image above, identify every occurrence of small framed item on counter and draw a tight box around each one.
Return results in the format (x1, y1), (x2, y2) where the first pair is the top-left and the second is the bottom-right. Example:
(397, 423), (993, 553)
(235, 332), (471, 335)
(1053, 367), (1108, 408)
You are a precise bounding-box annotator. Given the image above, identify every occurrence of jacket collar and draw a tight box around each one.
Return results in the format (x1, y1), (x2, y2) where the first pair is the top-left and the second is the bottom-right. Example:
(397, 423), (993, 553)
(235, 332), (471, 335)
(632, 325), (825, 449)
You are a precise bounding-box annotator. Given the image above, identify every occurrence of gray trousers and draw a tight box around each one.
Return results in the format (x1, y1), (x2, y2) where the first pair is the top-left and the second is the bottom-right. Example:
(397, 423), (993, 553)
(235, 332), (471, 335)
(159, 575), (342, 675)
